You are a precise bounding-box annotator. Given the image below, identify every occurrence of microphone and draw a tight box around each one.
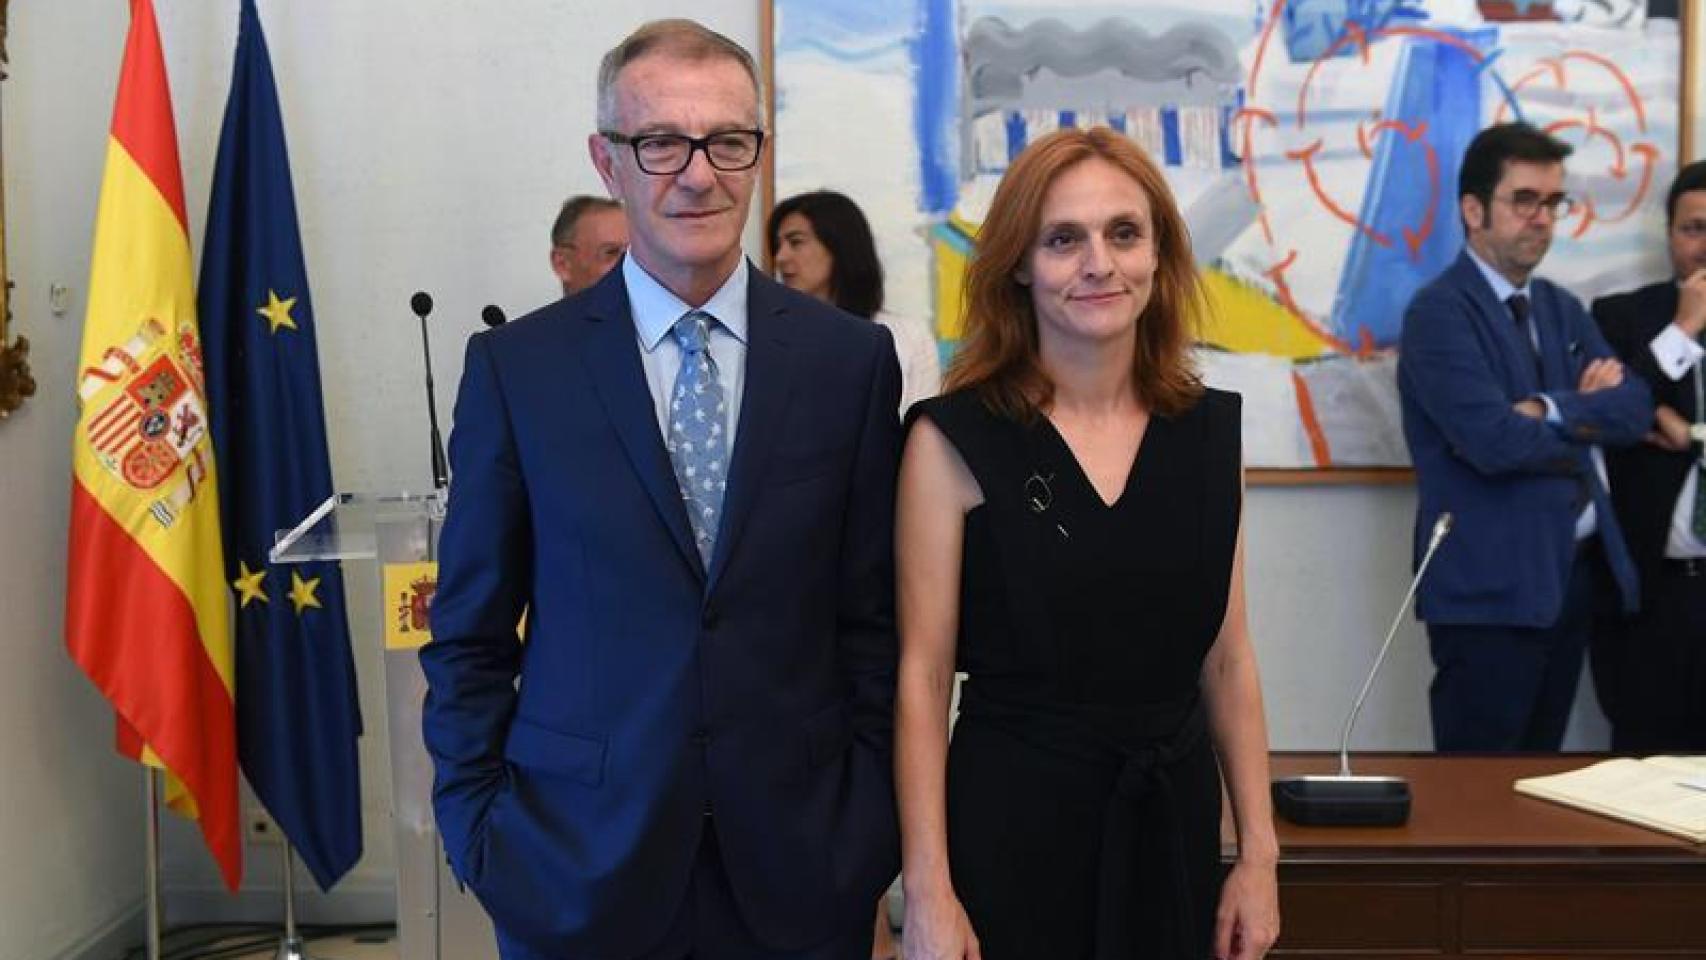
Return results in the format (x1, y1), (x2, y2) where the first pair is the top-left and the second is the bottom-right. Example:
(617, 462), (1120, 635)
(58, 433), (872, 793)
(1271, 512), (1454, 827)
(408, 291), (449, 490)
(481, 304), (507, 328)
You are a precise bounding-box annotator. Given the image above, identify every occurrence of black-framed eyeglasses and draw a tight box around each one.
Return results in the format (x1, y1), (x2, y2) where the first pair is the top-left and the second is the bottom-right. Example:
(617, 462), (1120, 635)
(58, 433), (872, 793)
(1497, 190), (1576, 221)
(601, 129), (766, 175)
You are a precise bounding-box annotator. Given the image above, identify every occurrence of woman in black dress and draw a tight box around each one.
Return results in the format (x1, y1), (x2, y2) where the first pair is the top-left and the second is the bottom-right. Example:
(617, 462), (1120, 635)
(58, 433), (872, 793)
(895, 128), (1280, 960)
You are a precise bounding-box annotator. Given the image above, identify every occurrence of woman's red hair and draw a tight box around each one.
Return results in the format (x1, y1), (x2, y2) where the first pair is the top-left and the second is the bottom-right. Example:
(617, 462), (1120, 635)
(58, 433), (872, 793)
(944, 126), (1205, 419)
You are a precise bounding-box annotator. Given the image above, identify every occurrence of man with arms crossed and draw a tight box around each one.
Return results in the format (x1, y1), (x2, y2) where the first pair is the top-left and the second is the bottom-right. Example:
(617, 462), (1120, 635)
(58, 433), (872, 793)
(422, 19), (902, 959)
(1399, 122), (1650, 752)
(1592, 159), (1706, 753)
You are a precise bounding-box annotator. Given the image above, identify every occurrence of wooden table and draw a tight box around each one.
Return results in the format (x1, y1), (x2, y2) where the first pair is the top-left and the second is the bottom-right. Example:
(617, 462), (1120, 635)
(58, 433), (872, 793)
(1222, 754), (1706, 959)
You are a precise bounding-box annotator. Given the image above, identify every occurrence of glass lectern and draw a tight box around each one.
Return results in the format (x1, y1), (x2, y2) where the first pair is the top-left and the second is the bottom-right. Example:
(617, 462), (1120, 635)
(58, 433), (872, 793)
(271, 492), (498, 960)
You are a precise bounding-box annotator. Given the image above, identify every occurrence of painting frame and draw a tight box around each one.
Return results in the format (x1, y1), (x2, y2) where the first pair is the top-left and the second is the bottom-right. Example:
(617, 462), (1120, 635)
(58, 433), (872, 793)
(0, 0), (35, 423)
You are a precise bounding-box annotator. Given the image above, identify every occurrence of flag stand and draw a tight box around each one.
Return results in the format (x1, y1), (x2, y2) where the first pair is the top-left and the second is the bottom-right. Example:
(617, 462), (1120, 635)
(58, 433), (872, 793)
(271, 844), (322, 960)
(143, 769), (163, 960)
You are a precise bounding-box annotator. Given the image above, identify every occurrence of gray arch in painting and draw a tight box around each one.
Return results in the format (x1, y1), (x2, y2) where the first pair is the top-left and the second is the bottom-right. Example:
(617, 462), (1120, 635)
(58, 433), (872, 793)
(958, 16), (1242, 180)
(963, 16), (1241, 113)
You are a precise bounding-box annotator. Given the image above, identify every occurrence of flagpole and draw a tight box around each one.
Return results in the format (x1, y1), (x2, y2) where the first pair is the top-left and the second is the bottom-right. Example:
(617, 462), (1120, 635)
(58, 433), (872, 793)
(272, 844), (320, 960)
(143, 769), (163, 960)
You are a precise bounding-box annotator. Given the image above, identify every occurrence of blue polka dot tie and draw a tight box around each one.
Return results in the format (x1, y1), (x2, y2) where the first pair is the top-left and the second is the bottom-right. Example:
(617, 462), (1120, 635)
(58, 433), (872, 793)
(666, 310), (729, 566)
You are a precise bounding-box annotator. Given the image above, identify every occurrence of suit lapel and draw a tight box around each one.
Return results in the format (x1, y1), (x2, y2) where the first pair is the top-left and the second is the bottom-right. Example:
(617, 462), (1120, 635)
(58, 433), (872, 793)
(1455, 253), (1540, 394)
(576, 269), (705, 579)
(707, 272), (795, 592)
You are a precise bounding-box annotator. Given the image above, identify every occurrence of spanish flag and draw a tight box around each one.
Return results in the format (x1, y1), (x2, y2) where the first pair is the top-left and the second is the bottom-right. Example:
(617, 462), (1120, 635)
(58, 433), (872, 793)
(66, 0), (241, 890)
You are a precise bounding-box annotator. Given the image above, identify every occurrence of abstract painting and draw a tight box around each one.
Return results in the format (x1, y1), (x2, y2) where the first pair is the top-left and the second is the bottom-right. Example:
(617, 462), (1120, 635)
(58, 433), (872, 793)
(771, 0), (1682, 468)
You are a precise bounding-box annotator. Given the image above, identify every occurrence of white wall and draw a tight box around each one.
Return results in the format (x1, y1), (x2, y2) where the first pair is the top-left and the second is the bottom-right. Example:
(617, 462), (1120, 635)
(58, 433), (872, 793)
(5, 0), (1668, 954)
(4, 0), (765, 951)
(0, 7), (149, 959)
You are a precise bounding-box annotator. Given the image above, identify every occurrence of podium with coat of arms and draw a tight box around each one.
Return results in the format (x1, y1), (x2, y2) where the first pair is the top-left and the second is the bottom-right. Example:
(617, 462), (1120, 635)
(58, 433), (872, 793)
(271, 491), (500, 960)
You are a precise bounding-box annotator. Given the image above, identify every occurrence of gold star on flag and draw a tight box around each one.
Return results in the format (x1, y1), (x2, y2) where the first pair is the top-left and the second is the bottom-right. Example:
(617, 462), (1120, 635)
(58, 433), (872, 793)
(257, 289), (299, 334)
(288, 571), (323, 615)
(232, 560), (269, 608)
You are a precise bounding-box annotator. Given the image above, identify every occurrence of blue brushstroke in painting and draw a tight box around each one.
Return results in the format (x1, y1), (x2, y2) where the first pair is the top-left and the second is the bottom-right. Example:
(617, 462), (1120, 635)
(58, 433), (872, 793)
(775, 0), (913, 51)
(916, 0), (959, 214)
(1281, 0), (1428, 63)
(1335, 26), (1495, 348)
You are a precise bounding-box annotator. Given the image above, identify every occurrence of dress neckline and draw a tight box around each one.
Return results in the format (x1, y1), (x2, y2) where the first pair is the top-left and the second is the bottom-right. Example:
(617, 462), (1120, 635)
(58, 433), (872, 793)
(1035, 410), (1154, 510)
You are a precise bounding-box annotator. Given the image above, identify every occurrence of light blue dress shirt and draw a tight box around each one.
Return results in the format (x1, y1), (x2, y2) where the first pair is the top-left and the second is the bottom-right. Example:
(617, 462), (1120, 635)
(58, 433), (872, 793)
(621, 254), (749, 451)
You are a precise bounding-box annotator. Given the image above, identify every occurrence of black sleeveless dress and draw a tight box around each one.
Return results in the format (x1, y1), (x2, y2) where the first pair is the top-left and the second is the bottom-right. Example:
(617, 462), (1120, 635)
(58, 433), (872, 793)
(907, 387), (1242, 960)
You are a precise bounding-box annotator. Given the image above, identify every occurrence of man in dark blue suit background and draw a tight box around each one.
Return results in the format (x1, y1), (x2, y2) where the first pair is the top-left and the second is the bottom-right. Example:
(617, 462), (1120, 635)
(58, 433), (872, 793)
(1592, 160), (1706, 753)
(421, 19), (901, 959)
(1399, 123), (1651, 753)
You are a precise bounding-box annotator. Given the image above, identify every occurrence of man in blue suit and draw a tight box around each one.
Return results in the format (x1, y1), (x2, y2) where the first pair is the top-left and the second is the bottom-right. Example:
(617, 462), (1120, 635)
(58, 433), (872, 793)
(421, 19), (901, 959)
(1399, 122), (1651, 753)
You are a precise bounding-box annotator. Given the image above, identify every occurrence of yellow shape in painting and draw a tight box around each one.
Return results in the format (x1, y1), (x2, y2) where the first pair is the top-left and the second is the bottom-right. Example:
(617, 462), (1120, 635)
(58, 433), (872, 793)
(924, 215), (1337, 363)
(257, 289), (298, 334)
(288, 571), (323, 615)
(232, 560), (269, 608)
(931, 212), (980, 343)
(1197, 269), (1335, 361)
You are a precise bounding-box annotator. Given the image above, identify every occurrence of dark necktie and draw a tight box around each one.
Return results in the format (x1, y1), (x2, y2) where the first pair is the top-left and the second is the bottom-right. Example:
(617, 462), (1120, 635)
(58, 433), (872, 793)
(1511, 293), (1590, 513)
(1690, 353), (1706, 540)
(1692, 461), (1706, 540)
(1506, 293), (1542, 383)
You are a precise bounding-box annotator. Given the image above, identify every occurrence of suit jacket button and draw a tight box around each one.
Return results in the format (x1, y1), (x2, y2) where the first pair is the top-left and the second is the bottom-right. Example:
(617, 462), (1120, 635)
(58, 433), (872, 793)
(701, 608), (719, 630)
(691, 729), (710, 746)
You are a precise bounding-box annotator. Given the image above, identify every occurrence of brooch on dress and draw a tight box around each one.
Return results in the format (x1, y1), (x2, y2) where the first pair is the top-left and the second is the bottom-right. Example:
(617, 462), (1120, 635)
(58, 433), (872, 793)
(1024, 470), (1070, 541)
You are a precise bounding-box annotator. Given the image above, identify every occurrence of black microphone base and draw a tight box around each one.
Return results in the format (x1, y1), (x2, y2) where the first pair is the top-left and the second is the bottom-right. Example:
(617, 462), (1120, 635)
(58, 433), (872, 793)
(1272, 775), (1411, 826)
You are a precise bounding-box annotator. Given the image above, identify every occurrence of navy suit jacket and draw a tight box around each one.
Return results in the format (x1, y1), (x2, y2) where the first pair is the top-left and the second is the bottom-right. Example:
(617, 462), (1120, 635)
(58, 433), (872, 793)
(1595, 280), (1694, 584)
(1398, 251), (1650, 628)
(420, 262), (903, 958)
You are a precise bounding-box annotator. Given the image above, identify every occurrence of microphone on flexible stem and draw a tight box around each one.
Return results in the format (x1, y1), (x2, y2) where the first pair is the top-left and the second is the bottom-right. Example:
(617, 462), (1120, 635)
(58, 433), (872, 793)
(1271, 512), (1454, 827)
(481, 305), (507, 328)
(408, 291), (449, 490)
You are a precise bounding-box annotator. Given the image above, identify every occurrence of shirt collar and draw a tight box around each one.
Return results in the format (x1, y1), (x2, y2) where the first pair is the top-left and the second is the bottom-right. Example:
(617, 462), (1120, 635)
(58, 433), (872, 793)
(1465, 244), (1531, 303)
(622, 254), (751, 352)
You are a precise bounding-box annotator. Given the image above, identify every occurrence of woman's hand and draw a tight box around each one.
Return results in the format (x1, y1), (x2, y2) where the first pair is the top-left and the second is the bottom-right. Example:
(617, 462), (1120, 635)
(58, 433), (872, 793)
(1213, 858), (1280, 960)
(900, 886), (982, 960)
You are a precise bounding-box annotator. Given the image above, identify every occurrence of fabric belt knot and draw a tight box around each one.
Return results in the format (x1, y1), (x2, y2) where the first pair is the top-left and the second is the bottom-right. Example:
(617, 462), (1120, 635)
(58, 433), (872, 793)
(1093, 702), (1209, 960)
(665, 310), (729, 567)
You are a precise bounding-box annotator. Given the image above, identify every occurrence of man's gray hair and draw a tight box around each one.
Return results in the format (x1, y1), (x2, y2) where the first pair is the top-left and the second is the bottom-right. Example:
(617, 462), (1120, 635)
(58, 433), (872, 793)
(595, 19), (763, 132)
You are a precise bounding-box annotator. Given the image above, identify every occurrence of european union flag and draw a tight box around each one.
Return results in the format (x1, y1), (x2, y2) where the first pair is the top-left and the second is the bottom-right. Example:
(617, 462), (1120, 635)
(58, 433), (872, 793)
(199, 0), (362, 890)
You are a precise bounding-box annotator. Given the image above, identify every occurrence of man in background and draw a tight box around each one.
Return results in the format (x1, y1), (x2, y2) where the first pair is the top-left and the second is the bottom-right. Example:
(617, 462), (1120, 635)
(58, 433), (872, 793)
(1592, 159), (1706, 753)
(551, 194), (627, 295)
(1399, 122), (1650, 752)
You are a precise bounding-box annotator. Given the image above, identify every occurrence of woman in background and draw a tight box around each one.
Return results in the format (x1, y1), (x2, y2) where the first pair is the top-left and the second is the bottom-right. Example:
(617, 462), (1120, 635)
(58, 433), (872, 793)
(894, 127), (1279, 959)
(769, 190), (941, 415)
